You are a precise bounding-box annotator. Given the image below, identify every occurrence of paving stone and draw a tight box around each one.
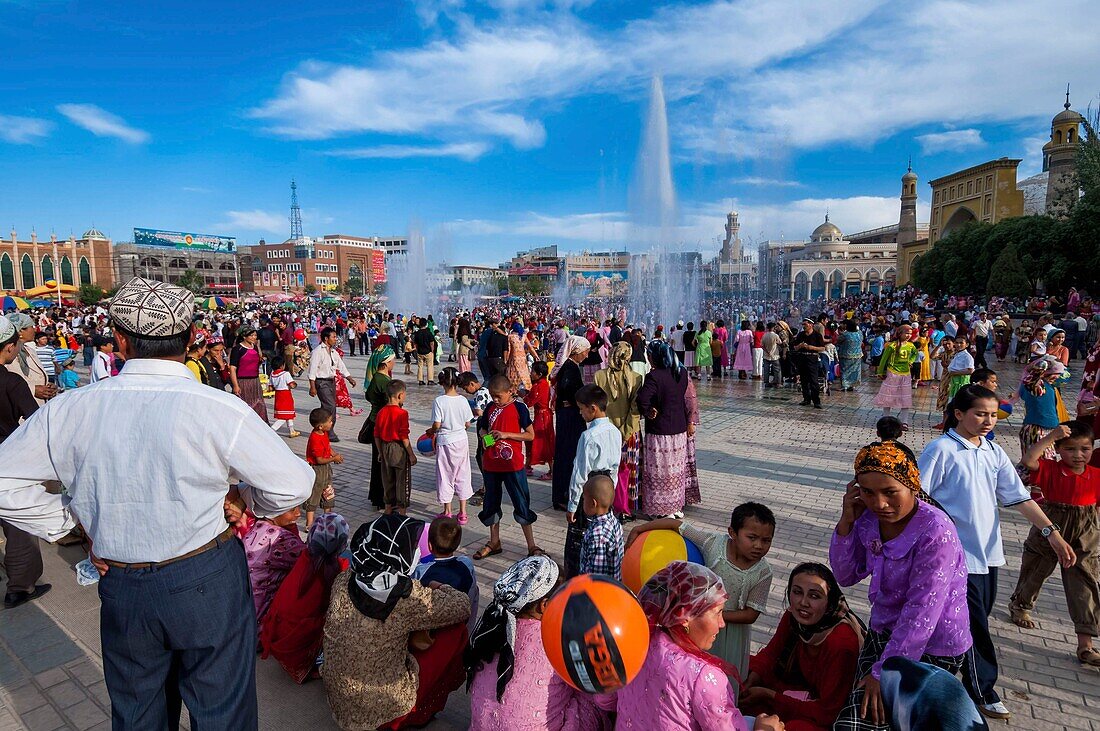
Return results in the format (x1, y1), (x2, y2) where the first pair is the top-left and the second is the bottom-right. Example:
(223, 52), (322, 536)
(5, 682), (48, 714)
(20, 704), (64, 731)
(44, 681), (85, 710)
(62, 662), (101, 690)
(62, 699), (108, 730)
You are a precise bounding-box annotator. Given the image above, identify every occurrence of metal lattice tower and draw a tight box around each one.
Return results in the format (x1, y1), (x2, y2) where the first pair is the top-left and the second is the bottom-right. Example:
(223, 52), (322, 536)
(289, 179), (303, 241)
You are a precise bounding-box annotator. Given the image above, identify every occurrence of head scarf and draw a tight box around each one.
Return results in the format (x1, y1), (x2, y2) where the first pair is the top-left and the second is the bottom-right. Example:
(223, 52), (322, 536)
(854, 441), (921, 494)
(305, 512), (350, 589)
(8, 313), (33, 331)
(601, 341), (635, 402)
(348, 514), (424, 620)
(561, 334), (591, 361)
(465, 556), (559, 701)
(1046, 328), (1065, 344)
(639, 561), (739, 680)
(647, 338), (683, 381)
(777, 563), (865, 684)
(364, 344), (395, 383)
(1022, 354), (1066, 396)
(0, 315), (15, 343)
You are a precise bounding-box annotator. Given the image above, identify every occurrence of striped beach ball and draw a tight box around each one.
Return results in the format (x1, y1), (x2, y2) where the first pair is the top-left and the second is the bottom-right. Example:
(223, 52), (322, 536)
(621, 529), (705, 594)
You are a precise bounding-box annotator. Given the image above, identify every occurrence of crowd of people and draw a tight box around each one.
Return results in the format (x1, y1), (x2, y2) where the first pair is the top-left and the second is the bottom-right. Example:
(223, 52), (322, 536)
(0, 278), (1098, 731)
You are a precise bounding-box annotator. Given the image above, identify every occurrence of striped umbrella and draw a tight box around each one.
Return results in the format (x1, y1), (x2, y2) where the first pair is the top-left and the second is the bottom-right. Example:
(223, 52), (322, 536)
(0, 296), (30, 311)
(197, 296), (230, 310)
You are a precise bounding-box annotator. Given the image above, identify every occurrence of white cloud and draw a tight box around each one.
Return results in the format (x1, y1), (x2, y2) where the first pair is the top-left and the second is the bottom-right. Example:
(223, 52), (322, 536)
(56, 104), (150, 144)
(213, 210), (287, 235)
(325, 142), (490, 161)
(0, 114), (52, 144)
(730, 177), (804, 188)
(915, 129), (984, 154)
(182, 186), (212, 193)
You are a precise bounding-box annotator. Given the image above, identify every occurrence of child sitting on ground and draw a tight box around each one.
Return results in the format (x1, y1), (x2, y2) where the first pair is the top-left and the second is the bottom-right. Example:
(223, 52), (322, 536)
(429, 368), (474, 524)
(270, 355), (300, 437)
(472, 375), (543, 560)
(260, 513), (350, 683)
(579, 473), (624, 581)
(243, 504), (305, 629)
(413, 515), (480, 633)
(374, 379), (417, 516)
(1009, 420), (1100, 667)
(565, 384), (621, 578)
(304, 407), (341, 530)
(626, 501), (776, 685)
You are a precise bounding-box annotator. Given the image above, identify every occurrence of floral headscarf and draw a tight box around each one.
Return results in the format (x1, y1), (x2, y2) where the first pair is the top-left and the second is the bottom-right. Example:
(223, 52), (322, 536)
(306, 512), (350, 585)
(638, 561), (740, 681)
(854, 441), (922, 495)
(348, 514), (424, 621)
(465, 556), (559, 701)
(601, 341), (636, 402)
(647, 339), (683, 381)
(561, 334), (591, 361)
(1022, 355), (1066, 397)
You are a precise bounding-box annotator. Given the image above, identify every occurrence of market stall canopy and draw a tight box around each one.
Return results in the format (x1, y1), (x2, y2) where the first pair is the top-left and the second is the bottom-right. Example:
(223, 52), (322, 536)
(25, 282), (79, 297)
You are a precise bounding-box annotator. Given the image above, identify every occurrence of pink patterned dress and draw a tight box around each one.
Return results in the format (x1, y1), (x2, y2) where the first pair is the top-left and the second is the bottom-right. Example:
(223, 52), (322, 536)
(243, 520), (304, 626)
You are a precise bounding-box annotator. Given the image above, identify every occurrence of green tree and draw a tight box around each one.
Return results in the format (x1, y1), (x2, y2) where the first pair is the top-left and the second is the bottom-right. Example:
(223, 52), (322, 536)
(526, 276), (549, 296)
(985, 246), (1032, 298)
(303, 283), (317, 295)
(448, 277), (464, 292)
(175, 269), (206, 294)
(1076, 106), (1100, 196)
(78, 282), (106, 304)
(344, 276), (364, 297)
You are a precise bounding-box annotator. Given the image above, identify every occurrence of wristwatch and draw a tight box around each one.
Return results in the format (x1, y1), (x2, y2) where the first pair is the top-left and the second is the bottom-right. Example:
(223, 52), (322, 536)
(1040, 523), (1061, 538)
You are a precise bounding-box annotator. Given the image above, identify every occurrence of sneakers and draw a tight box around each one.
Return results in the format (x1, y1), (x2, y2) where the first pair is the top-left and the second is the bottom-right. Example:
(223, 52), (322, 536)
(978, 702), (1011, 720)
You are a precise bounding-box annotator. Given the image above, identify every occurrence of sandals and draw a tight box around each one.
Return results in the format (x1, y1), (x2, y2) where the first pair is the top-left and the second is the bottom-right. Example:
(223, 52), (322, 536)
(527, 546), (548, 558)
(1077, 647), (1100, 667)
(1009, 606), (1038, 630)
(473, 543), (502, 561)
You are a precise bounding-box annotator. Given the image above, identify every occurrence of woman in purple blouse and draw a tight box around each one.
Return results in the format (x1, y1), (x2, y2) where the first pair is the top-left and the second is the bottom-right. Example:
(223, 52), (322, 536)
(829, 440), (971, 731)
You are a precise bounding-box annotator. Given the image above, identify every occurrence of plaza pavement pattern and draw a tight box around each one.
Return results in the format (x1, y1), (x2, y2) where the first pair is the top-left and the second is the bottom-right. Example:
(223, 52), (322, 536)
(2, 357), (1098, 730)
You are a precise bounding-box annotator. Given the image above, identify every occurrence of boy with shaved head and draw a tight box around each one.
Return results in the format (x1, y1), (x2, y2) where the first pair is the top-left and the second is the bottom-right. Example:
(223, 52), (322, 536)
(579, 472), (624, 581)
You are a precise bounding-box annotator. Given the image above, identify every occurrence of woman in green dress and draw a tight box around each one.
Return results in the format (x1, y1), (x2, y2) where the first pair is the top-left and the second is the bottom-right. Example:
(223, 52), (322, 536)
(695, 320), (714, 378)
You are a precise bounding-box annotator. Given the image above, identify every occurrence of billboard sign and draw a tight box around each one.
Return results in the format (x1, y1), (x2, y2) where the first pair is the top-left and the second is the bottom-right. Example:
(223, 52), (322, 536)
(133, 227), (236, 253)
(371, 252), (387, 284)
(507, 265), (557, 276)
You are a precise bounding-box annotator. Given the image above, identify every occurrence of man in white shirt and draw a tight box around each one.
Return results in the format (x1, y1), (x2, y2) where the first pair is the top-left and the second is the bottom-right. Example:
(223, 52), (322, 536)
(308, 326), (356, 442)
(0, 278), (313, 730)
(971, 311), (992, 369)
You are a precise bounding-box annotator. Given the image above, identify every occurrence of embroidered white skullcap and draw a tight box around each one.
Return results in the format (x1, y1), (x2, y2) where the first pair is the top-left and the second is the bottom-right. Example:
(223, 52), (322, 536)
(0, 315), (15, 343)
(109, 278), (194, 337)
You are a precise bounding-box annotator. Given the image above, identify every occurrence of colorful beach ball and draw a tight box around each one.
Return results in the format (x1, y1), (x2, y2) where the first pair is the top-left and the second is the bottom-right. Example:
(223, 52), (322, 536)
(416, 432), (435, 455)
(541, 574), (649, 693)
(622, 529), (705, 594)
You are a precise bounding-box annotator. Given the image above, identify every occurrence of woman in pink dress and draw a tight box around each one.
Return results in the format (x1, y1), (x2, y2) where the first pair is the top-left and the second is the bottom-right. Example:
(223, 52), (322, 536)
(733, 320), (755, 379)
(244, 506), (305, 629)
(467, 556), (607, 730)
(605, 561), (783, 730)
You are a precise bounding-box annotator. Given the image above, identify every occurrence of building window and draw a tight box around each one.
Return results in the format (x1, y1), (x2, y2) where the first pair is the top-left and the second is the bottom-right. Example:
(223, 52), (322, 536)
(195, 260), (213, 270)
(79, 257), (91, 285)
(21, 254), (35, 289)
(986, 175), (993, 189)
(220, 262), (235, 270)
(0, 254), (13, 291)
(967, 181), (973, 195)
(169, 257), (188, 268)
(41, 254), (55, 282)
(60, 256), (74, 285)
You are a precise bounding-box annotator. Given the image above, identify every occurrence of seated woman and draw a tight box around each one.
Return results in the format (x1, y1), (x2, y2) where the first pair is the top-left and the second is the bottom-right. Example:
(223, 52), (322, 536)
(260, 513), (350, 683)
(829, 441), (972, 731)
(243, 504), (305, 628)
(607, 561), (783, 731)
(466, 555), (607, 730)
(323, 514), (471, 731)
(740, 563), (863, 731)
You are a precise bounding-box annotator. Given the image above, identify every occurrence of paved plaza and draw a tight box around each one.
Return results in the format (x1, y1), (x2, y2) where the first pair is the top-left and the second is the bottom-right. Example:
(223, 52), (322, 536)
(1, 358), (1098, 730)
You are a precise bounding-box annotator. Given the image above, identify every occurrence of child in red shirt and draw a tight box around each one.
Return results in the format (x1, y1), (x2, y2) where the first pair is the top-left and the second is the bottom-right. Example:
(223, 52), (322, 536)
(373, 379), (417, 515)
(524, 361), (555, 480)
(472, 375), (544, 560)
(304, 407), (342, 530)
(1009, 420), (1100, 666)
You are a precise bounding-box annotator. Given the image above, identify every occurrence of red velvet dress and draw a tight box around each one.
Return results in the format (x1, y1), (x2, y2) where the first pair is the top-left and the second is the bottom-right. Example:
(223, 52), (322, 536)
(526, 379), (555, 466)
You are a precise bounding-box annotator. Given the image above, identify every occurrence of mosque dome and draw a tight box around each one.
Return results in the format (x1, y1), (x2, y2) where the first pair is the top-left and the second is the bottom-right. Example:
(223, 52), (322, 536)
(1054, 106), (1084, 125)
(82, 228), (106, 239)
(903, 168), (918, 182)
(810, 215), (843, 243)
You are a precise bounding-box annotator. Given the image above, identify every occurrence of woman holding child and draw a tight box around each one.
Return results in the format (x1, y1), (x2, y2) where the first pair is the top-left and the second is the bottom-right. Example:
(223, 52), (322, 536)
(323, 515), (471, 730)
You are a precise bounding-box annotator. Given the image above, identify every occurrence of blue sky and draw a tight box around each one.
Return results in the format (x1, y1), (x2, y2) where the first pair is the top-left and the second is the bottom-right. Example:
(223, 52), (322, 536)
(2, 0), (1097, 266)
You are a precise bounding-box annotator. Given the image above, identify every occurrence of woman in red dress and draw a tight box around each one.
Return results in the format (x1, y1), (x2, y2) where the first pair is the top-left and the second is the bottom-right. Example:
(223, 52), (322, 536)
(525, 361), (555, 479)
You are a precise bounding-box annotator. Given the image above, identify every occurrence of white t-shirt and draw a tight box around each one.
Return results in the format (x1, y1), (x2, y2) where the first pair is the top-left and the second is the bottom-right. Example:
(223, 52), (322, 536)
(669, 328), (684, 351)
(270, 371), (295, 391)
(90, 351), (112, 383)
(431, 393), (474, 447)
(948, 350), (974, 373)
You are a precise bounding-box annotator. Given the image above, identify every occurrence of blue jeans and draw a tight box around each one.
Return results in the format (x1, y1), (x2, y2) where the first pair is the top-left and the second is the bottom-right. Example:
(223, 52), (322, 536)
(97, 535), (257, 730)
(83, 346), (95, 367)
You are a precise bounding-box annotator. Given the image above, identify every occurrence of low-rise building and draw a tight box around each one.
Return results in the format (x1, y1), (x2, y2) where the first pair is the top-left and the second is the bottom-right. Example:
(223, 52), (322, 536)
(506, 245), (561, 283)
(2, 228), (113, 292)
(452, 265), (503, 288)
(242, 234), (386, 294)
